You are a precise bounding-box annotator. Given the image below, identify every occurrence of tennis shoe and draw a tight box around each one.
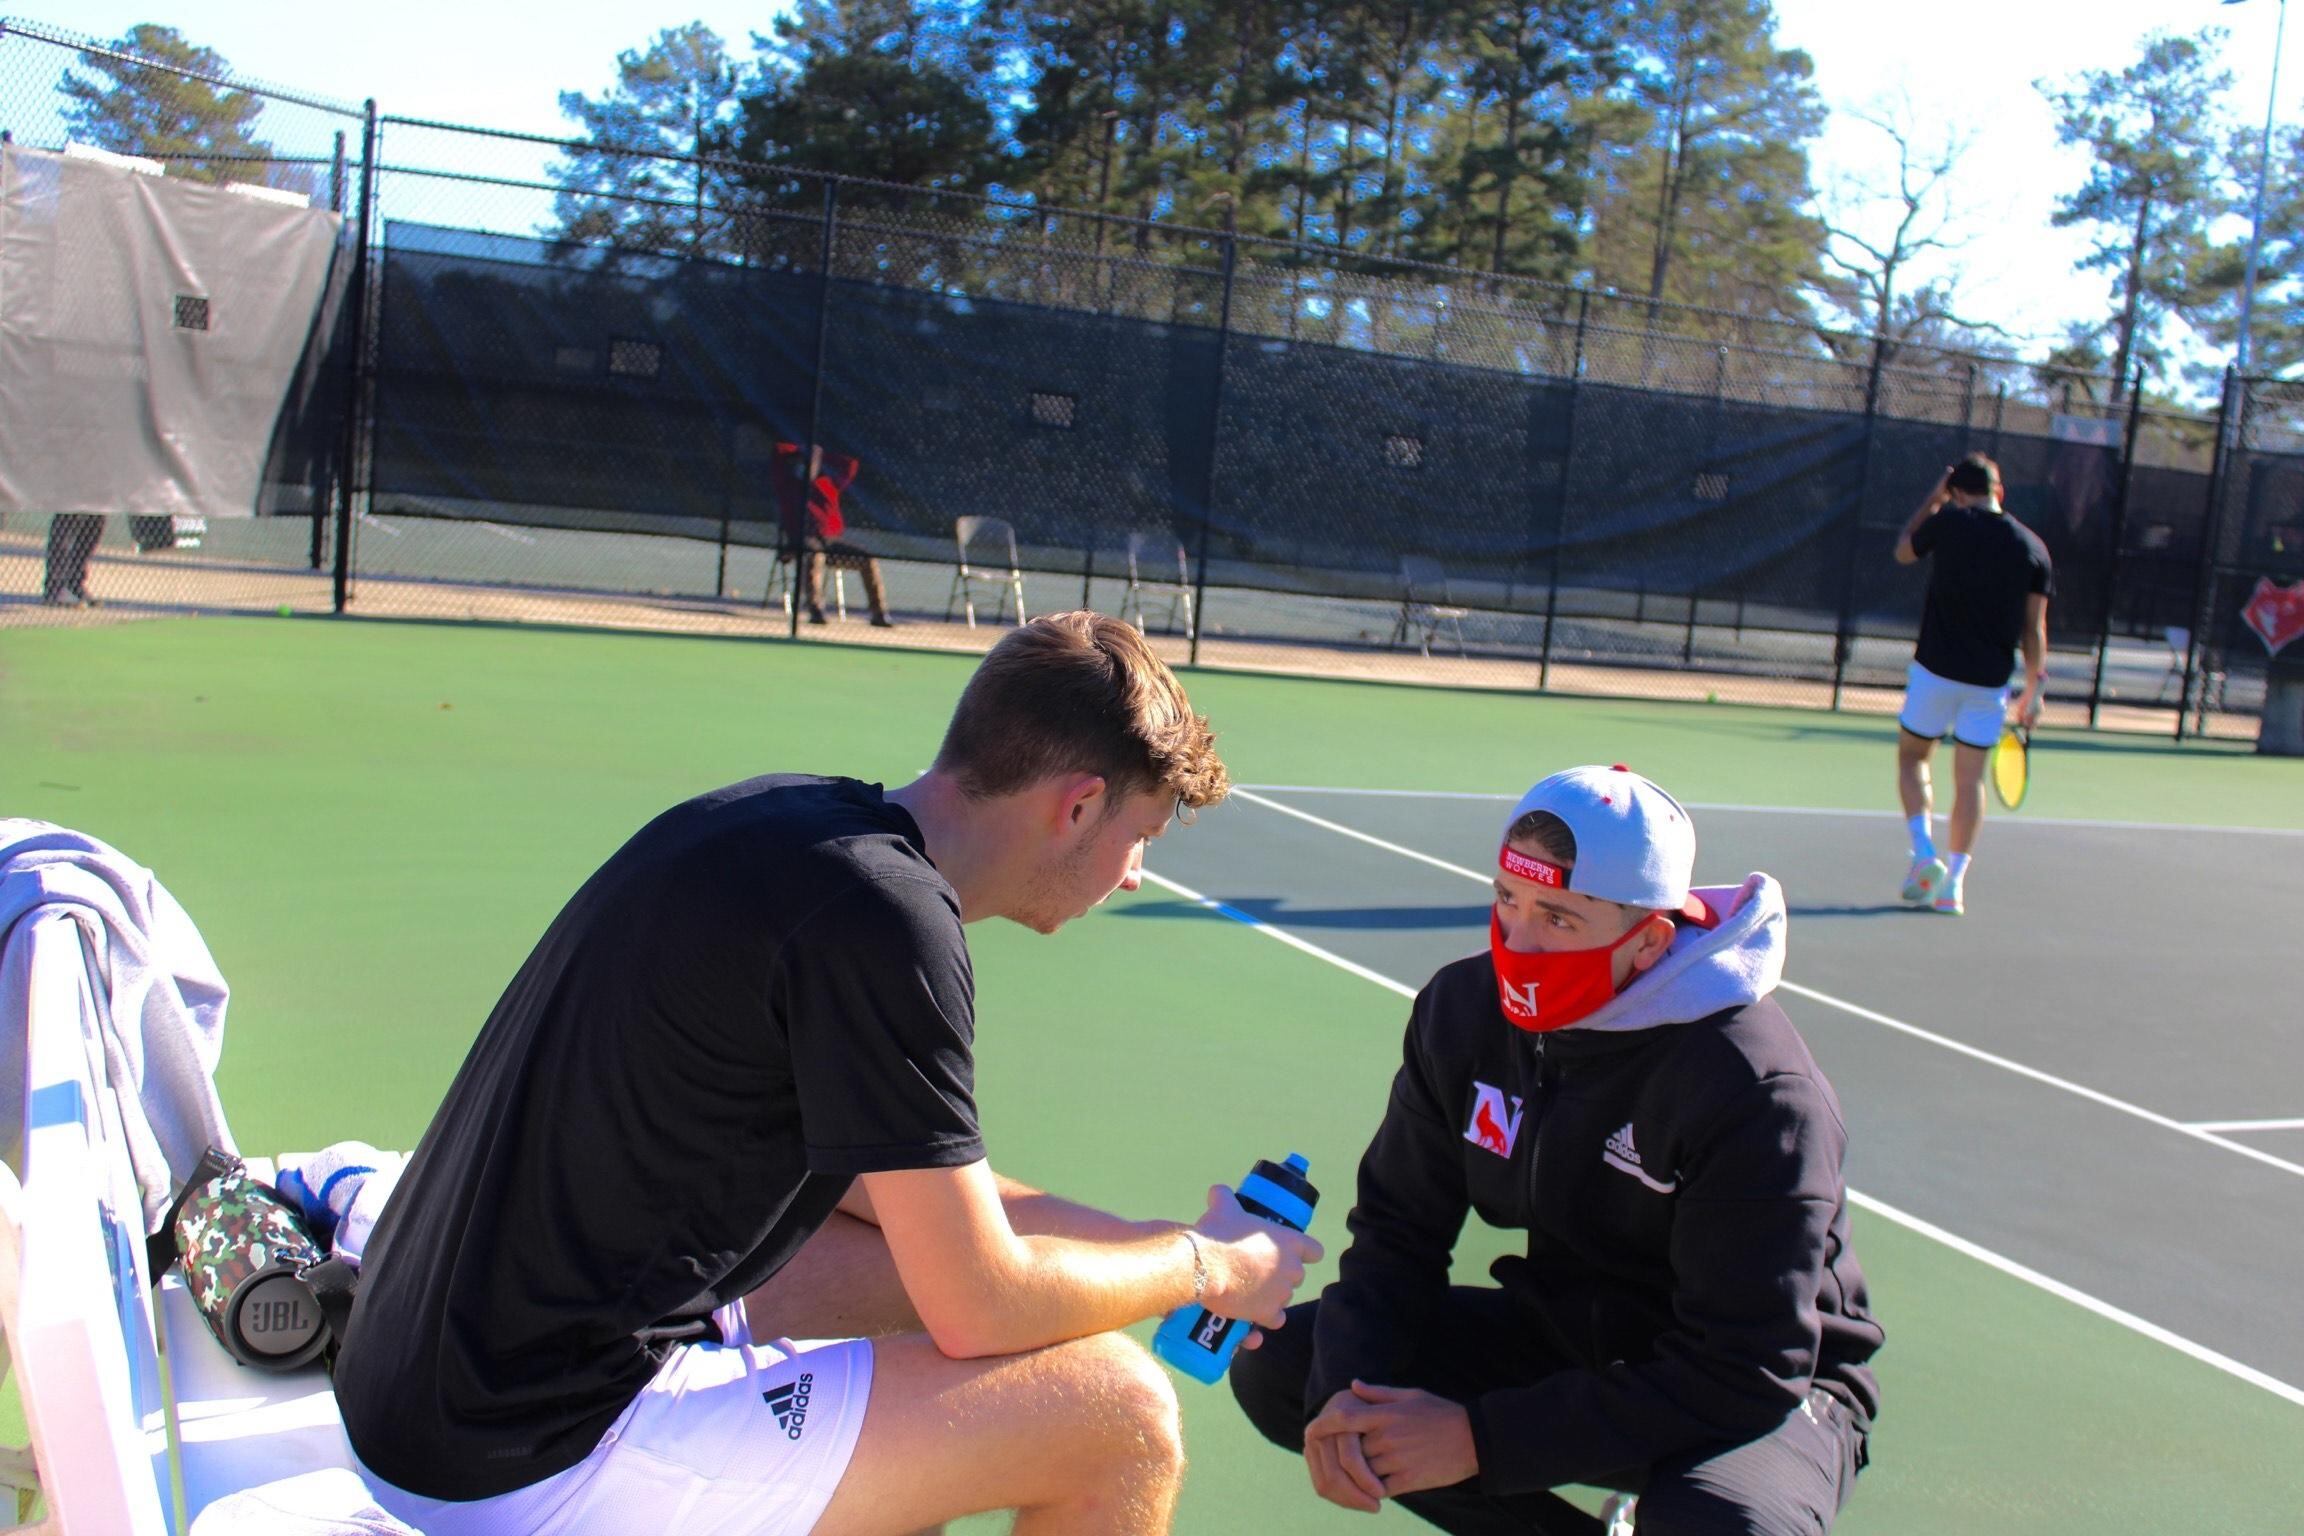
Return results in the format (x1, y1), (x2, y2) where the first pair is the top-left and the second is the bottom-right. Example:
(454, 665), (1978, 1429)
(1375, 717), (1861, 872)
(1932, 883), (1965, 916)
(1900, 856), (1946, 905)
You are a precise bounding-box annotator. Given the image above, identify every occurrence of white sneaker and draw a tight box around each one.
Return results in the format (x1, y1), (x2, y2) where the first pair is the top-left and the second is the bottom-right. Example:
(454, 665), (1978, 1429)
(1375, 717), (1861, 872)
(1900, 856), (1946, 905)
(1933, 881), (1965, 916)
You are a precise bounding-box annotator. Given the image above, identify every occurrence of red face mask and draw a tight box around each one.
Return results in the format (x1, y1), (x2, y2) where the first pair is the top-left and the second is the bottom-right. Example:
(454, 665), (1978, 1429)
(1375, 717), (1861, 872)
(1489, 911), (1654, 1033)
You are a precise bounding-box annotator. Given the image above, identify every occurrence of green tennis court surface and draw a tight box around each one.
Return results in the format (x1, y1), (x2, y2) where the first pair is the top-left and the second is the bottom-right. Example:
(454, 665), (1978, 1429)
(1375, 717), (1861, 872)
(4, 617), (2300, 1533)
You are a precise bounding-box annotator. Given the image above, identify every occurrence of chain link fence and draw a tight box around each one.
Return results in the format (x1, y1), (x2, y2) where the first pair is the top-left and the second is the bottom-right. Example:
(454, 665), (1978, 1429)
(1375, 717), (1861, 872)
(3, 20), (2290, 745)
(0, 18), (363, 625)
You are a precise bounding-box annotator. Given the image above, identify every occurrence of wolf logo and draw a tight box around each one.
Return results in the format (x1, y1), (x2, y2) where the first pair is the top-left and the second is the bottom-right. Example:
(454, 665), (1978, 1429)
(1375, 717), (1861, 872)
(1463, 1081), (1525, 1158)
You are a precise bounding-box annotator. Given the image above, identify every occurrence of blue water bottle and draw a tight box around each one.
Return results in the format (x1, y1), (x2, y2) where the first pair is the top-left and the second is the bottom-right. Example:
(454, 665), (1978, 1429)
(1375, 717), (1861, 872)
(1153, 1153), (1319, 1384)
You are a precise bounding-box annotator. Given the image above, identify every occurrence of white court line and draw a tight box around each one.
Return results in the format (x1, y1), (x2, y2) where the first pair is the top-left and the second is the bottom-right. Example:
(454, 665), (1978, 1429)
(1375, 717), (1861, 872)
(1847, 1191), (2304, 1410)
(1137, 861), (2304, 1408)
(356, 513), (402, 538)
(2190, 1118), (2304, 1133)
(1234, 783), (2304, 839)
(1773, 982), (2304, 1181)
(1138, 869), (1414, 999)
(476, 521), (539, 545)
(1230, 786), (2304, 1184)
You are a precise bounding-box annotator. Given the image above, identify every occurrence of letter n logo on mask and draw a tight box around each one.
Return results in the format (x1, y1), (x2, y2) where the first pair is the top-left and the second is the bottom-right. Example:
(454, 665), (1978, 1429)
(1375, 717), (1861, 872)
(1464, 1082), (1525, 1159)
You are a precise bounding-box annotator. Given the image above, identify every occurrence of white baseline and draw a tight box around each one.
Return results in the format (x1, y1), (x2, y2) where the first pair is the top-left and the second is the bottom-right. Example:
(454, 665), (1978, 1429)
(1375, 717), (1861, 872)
(1233, 783), (2304, 839)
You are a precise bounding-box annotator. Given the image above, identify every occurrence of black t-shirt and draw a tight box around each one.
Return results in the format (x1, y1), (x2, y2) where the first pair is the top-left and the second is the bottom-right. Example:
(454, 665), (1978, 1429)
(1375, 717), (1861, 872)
(334, 775), (980, 1500)
(1911, 504), (2055, 687)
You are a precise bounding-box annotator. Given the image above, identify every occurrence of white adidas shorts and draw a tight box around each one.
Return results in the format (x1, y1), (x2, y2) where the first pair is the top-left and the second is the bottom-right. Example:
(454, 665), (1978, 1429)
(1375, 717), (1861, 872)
(1898, 661), (2009, 750)
(363, 1302), (873, 1536)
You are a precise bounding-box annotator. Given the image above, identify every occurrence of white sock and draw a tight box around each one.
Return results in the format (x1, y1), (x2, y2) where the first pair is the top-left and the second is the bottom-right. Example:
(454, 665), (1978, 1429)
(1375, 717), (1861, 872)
(1907, 814), (1935, 861)
(1946, 852), (1971, 884)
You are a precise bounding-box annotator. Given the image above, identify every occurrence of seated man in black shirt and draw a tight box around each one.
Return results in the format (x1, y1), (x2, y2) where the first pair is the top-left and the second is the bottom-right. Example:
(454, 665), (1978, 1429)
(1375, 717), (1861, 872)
(335, 612), (1322, 1536)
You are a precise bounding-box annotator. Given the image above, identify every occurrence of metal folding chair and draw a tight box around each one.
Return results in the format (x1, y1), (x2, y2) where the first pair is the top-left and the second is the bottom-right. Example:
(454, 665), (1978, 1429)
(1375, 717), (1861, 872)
(767, 553), (846, 620)
(946, 516), (1028, 628)
(1123, 531), (1196, 639)
(1391, 554), (1468, 656)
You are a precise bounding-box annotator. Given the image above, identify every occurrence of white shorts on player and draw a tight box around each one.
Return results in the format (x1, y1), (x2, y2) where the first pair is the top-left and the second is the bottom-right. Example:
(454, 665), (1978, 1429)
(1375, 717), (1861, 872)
(1897, 660), (2009, 751)
(360, 1301), (872, 1536)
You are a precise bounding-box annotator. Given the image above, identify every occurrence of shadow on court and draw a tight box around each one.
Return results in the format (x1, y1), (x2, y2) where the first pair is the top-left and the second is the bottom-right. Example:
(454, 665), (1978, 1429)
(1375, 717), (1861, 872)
(1116, 898), (1492, 931)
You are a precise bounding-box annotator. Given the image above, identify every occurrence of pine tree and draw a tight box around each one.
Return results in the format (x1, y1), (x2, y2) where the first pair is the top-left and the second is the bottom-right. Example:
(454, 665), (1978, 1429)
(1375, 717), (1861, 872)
(548, 24), (746, 257)
(59, 24), (274, 186)
(2039, 28), (2232, 398)
(1582, 0), (1825, 328)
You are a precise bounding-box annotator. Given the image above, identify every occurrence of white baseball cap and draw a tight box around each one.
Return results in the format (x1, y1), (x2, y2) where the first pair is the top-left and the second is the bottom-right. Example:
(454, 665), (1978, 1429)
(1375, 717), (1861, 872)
(1502, 764), (1708, 922)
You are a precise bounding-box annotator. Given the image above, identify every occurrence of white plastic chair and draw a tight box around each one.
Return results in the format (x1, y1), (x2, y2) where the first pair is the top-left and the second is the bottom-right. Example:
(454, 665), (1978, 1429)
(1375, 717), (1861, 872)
(3, 911), (173, 1534)
(946, 516), (1027, 628)
(3, 908), (378, 1534)
(1123, 532), (1196, 639)
(1391, 555), (1468, 657)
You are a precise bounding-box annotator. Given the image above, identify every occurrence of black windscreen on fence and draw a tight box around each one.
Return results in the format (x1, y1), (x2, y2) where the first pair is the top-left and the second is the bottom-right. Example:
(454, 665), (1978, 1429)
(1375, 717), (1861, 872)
(373, 215), (2226, 652)
(371, 221), (823, 540)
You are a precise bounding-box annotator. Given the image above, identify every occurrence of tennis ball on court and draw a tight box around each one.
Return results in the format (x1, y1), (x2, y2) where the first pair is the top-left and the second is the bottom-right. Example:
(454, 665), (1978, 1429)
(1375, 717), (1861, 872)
(277, 604), (293, 617)
(1706, 690), (1718, 704)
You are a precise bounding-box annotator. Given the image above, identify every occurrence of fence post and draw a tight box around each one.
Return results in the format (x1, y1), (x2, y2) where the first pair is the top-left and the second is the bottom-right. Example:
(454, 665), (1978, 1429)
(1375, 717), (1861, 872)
(1538, 290), (1590, 690)
(1187, 221), (1238, 668)
(785, 178), (839, 639)
(715, 417), (736, 600)
(2087, 366), (2148, 726)
(309, 127), (352, 573)
(1829, 335), (1887, 709)
(2178, 367), (2240, 741)
(330, 100), (378, 616)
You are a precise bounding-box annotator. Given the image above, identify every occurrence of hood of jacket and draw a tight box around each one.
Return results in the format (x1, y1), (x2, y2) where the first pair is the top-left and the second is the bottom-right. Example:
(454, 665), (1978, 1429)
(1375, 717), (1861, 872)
(1563, 872), (1786, 1035)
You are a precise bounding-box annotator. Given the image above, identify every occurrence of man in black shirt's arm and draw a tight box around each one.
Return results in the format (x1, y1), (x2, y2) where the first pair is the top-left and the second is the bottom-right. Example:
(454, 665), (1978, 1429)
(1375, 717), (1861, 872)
(335, 613), (1321, 1536)
(1888, 453), (2052, 917)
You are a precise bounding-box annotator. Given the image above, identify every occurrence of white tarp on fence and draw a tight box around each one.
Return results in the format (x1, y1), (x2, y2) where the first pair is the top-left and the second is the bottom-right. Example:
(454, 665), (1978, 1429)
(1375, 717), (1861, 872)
(0, 144), (341, 518)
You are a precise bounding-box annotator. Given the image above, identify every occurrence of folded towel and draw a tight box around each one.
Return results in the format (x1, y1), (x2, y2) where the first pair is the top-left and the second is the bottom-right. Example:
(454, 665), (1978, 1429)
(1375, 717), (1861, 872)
(275, 1144), (405, 1268)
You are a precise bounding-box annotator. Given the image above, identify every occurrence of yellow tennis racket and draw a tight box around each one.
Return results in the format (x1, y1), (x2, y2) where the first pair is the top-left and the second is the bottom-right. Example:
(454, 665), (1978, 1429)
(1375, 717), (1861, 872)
(1989, 722), (2030, 810)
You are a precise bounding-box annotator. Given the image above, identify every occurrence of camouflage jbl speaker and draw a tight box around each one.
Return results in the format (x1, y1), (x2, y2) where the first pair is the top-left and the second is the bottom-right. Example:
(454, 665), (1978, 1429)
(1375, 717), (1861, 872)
(152, 1146), (336, 1372)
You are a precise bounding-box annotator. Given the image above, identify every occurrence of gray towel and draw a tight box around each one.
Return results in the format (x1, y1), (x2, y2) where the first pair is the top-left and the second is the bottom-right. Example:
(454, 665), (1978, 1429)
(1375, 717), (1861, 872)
(0, 819), (235, 1227)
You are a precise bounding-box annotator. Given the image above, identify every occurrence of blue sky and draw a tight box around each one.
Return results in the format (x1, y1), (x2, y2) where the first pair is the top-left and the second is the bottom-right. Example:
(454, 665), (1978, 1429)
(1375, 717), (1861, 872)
(26, 0), (2295, 366)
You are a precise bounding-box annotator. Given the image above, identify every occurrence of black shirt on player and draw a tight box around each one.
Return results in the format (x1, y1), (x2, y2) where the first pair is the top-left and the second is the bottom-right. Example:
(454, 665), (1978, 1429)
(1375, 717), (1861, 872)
(335, 775), (981, 1501)
(1910, 504), (2055, 688)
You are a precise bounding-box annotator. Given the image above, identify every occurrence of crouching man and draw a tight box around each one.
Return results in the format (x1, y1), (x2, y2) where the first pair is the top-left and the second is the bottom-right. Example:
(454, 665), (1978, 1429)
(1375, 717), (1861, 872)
(1232, 765), (1881, 1535)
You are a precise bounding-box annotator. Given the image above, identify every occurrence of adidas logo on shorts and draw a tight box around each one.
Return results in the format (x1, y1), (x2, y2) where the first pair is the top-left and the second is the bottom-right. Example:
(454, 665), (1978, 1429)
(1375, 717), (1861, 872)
(761, 1372), (816, 1441)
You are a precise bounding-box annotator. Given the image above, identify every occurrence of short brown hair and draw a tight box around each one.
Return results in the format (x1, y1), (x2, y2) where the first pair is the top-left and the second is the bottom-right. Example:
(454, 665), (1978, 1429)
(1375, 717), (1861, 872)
(1506, 809), (1577, 865)
(935, 612), (1229, 813)
(1947, 453), (2001, 496)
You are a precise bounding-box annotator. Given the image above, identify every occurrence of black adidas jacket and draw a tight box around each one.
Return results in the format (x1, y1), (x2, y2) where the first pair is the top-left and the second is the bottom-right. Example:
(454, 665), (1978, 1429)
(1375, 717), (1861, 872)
(1305, 928), (1883, 1497)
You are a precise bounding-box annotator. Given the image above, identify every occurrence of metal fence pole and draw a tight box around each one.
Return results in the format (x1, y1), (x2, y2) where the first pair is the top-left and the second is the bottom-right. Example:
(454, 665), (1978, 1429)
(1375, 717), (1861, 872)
(1538, 290), (1590, 691)
(1187, 225), (1238, 668)
(1830, 335), (1887, 709)
(2087, 366), (2148, 726)
(715, 417), (735, 599)
(787, 178), (839, 640)
(2178, 368), (2241, 741)
(312, 126), (350, 573)
(330, 100), (378, 616)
